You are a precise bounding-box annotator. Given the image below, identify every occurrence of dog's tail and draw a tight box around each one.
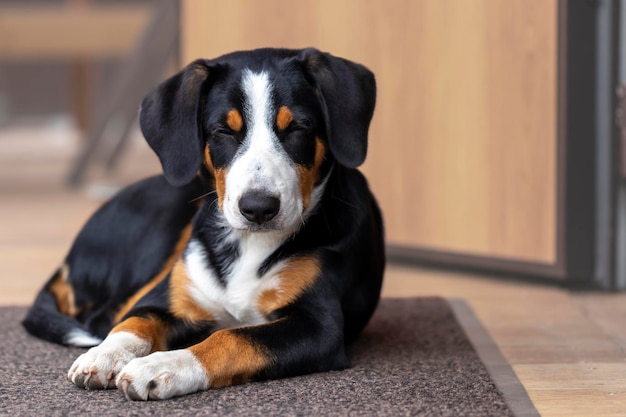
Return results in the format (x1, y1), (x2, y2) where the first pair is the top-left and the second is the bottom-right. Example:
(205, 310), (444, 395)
(22, 267), (102, 347)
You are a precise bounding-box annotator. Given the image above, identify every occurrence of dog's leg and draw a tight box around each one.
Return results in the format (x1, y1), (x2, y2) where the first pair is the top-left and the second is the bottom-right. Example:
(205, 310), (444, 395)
(116, 307), (349, 400)
(68, 316), (166, 390)
(116, 328), (265, 400)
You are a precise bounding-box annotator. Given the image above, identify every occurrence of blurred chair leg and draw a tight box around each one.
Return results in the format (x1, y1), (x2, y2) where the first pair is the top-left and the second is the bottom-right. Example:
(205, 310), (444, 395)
(66, 0), (179, 186)
(69, 59), (91, 134)
(104, 109), (138, 172)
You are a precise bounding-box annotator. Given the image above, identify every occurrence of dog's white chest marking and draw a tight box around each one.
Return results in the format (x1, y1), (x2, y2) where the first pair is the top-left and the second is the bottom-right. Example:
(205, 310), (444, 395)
(184, 234), (285, 327)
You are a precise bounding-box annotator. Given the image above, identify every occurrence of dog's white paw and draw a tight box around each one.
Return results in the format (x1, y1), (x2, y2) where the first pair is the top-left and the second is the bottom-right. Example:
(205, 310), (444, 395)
(67, 332), (150, 390)
(68, 345), (137, 390)
(116, 350), (208, 400)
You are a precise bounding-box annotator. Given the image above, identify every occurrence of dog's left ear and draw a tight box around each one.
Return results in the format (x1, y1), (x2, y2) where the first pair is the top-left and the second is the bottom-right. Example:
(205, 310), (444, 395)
(299, 49), (376, 168)
(139, 60), (214, 186)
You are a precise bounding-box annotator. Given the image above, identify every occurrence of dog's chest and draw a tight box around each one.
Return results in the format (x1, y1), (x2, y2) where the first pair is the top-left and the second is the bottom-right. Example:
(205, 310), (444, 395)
(183, 235), (283, 327)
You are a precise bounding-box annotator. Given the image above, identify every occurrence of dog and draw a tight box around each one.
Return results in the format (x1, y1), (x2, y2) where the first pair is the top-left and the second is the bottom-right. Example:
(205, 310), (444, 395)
(23, 47), (385, 401)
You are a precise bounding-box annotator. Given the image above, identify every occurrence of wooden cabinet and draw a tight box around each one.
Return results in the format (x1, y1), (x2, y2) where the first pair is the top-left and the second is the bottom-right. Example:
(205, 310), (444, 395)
(181, 0), (605, 284)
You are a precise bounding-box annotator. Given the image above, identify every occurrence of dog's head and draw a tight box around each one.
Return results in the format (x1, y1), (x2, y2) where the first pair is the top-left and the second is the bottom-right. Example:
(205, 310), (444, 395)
(140, 48), (376, 233)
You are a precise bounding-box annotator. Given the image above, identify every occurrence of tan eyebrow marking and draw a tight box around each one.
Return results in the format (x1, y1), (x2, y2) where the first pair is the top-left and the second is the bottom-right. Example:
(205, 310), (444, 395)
(226, 109), (243, 132)
(276, 106), (294, 131)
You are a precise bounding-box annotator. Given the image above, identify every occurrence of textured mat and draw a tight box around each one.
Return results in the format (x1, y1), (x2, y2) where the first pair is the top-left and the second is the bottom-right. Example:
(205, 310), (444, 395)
(0, 298), (536, 416)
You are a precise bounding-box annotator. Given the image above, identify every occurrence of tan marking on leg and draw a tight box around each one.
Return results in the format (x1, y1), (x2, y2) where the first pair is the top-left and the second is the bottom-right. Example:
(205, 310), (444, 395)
(113, 223), (193, 323)
(111, 316), (168, 352)
(276, 106), (294, 131)
(204, 144), (226, 210)
(169, 259), (216, 324)
(297, 137), (326, 211)
(189, 329), (270, 388)
(257, 256), (321, 316)
(48, 264), (78, 317)
(226, 109), (243, 132)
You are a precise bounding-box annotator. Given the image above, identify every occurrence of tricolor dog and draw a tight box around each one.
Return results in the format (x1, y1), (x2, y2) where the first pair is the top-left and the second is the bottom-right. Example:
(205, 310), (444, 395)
(23, 48), (385, 400)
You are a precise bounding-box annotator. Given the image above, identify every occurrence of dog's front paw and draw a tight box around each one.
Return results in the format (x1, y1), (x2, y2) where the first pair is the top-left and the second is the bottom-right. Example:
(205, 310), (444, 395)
(68, 345), (137, 390)
(116, 350), (208, 400)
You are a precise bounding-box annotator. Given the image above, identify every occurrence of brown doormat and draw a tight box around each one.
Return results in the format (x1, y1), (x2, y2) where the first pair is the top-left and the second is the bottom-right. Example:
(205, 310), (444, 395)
(0, 298), (538, 416)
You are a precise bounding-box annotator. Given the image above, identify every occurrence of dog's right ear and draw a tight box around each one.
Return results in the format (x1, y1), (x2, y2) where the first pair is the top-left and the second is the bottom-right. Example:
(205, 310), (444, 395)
(139, 60), (213, 187)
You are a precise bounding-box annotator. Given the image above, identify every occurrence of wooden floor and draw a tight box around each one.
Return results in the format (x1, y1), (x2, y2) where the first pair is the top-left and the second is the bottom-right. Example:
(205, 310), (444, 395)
(1, 126), (625, 416)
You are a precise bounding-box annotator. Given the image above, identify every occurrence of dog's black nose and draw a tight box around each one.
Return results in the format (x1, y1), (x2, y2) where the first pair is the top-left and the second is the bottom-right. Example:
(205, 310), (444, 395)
(239, 191), (280, 224)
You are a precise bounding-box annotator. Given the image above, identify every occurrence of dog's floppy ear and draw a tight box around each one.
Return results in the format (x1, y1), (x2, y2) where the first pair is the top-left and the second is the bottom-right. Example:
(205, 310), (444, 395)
(139, 59), (213, 186)
(299, 48), (376, 168)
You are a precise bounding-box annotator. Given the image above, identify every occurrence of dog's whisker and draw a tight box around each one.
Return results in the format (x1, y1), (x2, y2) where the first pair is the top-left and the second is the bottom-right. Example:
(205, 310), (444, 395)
(208, 199), (219, 211)
(188, 190), (217, 203)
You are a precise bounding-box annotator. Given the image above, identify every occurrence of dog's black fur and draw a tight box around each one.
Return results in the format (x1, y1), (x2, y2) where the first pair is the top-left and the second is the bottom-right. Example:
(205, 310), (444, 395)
(23, 48), (385, 400)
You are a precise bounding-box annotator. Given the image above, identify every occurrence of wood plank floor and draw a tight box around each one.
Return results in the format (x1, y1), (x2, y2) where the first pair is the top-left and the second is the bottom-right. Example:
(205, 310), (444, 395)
(1, 129), (625, 416)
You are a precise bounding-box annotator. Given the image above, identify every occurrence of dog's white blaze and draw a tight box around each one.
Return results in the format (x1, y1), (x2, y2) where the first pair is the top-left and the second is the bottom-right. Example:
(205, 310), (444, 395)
(222, 70), (302, 232)
(184, 237), (284, 327)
